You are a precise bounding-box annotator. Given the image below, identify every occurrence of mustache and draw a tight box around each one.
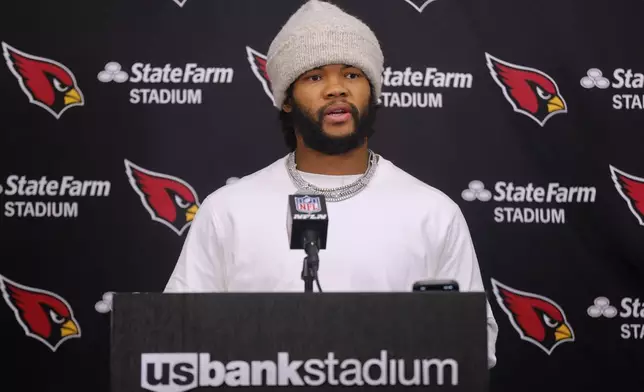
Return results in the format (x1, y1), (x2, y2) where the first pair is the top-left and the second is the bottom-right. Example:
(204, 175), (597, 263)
(314, 101), (361, 125)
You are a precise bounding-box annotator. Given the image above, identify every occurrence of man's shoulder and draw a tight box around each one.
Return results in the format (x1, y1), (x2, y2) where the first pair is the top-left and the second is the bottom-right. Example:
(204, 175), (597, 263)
(200, 154), (289, 209)
(378, 156), (460, 213)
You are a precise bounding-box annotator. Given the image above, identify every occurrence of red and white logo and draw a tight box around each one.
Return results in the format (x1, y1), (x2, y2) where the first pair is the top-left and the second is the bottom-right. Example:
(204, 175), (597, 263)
(2, 42), (84, 119)
(485, 53), (566, 127)
(491, 278), (574, 355)
(124, 159), (200, 236)
(404, 0), (439, 13)
(0, 274), (81, 351)
(609, 164), (644, 226)
(246, 46), (274, 106)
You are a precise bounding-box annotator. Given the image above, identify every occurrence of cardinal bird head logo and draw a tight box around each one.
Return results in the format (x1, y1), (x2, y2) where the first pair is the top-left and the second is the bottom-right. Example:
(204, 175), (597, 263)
(609, 165), (644, 226)
(0, 275), (81, 352)
(491, 278), (574, 355)
(485, 53), (566, 127)
(124, 159), (200, 236)
(246, 46), (275, 106)
(2, 42), (84, 119)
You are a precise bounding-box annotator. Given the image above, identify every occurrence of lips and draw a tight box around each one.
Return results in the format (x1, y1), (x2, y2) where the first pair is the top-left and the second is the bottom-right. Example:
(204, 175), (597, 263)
(323, 103), (352, 124)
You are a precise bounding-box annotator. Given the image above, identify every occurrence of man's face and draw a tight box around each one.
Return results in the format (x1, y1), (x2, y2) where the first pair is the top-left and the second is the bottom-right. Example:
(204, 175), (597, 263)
(283, 64), (376, 155)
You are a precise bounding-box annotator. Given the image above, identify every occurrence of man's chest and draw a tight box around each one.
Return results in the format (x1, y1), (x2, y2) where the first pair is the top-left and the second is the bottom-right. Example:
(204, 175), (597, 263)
(221, 205), (439, 292)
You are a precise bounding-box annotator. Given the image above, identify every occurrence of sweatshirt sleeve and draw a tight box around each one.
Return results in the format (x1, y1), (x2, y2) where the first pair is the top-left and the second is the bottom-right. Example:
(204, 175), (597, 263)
(435, 205), (499, 369)
(163, 194), (227, 292)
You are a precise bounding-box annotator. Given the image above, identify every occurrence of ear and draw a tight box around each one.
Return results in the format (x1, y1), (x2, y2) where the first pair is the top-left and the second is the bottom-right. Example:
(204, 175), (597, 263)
(282, 102), (292, 113)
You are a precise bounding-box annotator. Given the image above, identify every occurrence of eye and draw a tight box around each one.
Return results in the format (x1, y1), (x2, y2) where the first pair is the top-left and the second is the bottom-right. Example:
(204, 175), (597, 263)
(174, 194), (190, 209)
(53, 78), (69, 92)
(49, 309), (65, 324)
(306, 74), (322, 82)
(542, 313), (558, 328)
(346, 72), (361, 79)
(536, 86), (552, 100)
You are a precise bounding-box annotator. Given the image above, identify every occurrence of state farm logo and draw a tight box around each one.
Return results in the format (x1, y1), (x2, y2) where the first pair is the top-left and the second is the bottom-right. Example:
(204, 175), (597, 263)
(97, 60), (234, 104)
(95, 291), (115, 314)
(609, 165), (644, 226)
(97, 62), (129, 83)
(2, 41), (84, 119)
(587, 296), (644, 340)
(380, 65), (473, 108)
(0, 274), (81, 351)
(0, 175), (111, 219)
(580, 67), (644, 110)
(460, 180), (492, 202)
(486, 53), (566, 127)
(491, 279), (574, 355)
(403, 0), (440, 13)
(124, 160), (200, 236)
(587, 297), (618, 318)
(580, 68), (610, 89)
(461, 180), (596, 224)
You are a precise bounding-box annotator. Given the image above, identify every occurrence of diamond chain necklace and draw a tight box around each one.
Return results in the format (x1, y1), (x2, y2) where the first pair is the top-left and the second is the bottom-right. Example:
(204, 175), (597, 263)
(286, 150), (379, 202)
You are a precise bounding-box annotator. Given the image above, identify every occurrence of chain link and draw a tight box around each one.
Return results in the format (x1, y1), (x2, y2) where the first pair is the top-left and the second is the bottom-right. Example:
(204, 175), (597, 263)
(285, 150), (379, 202)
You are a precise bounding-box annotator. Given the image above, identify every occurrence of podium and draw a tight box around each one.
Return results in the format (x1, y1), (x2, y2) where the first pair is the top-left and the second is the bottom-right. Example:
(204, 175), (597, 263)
(110, 292), (488, 391)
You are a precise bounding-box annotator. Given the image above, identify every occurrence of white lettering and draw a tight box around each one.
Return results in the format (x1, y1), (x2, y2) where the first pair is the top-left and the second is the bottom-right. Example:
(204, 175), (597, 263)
(612, 94), (644, 110)
(4, 201), (78, 218)
(129, 63), (144, 83)
(379, 92), (442, 108)
(277, 352), (304, 386)
(492, 207), (565, 224)
(130, 89), (202, 104)
(621, 324), (644, 339)
(128, 63), (234, 84)
(492, 182), (596, 203)
(621, 298), (633, 318)
(139, 351), (459, 389)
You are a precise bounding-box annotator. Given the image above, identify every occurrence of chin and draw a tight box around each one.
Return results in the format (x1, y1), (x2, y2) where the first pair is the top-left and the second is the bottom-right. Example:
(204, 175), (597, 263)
(322, 124), (355, 137)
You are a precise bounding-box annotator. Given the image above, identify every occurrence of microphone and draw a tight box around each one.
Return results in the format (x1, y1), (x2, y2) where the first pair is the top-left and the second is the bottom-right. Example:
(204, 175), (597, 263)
(286, 194), (328, 292)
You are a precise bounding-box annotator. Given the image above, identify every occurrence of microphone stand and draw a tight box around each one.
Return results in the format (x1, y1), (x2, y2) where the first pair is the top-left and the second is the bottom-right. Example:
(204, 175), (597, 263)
(301, 230), (320, 292)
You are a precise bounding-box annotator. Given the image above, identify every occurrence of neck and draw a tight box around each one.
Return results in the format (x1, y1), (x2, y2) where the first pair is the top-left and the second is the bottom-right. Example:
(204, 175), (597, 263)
(293, 140), (370, 175)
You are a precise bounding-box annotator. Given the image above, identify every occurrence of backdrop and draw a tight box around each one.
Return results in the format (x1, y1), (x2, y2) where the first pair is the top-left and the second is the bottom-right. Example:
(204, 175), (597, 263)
(1, 0), (642, 391)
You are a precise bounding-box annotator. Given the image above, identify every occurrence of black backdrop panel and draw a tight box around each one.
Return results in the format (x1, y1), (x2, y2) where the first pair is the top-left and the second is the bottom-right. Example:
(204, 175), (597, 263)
(0, 0), (642, 391)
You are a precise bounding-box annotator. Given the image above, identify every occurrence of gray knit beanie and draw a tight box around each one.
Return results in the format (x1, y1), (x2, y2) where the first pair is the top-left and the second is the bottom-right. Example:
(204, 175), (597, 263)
(266, 0), (384, 109)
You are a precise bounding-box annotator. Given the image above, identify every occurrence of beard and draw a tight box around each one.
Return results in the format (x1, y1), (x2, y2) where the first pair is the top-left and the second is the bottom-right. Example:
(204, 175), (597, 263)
(289, 98), (377, 155)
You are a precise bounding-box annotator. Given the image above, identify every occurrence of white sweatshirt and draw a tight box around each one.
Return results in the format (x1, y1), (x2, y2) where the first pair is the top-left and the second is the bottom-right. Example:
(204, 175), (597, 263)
(164, 154), (498, 368)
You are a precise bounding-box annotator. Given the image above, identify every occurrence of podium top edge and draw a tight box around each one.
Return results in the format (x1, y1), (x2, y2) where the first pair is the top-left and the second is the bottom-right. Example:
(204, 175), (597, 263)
(110, 291), (487, 296)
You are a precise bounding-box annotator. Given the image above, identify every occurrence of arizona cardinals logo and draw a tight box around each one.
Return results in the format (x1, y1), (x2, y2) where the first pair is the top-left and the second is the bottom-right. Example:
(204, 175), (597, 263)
(485, 53), (566, 127)
(246, 46), (275, 106)
(124, 159), (200, 235)
(491, 279), (574, 355)
(2, 42), (84, 119)
(609, 165), (644, 226)
(0, 275), (80, 352)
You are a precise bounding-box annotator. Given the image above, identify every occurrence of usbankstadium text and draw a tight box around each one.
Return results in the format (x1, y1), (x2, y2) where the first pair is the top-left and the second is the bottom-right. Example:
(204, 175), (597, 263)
(141, 351), (458, 391)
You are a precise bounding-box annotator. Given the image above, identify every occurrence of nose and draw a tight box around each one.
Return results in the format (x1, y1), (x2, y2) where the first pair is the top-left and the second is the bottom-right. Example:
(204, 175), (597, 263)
(322, 76), (348, 99)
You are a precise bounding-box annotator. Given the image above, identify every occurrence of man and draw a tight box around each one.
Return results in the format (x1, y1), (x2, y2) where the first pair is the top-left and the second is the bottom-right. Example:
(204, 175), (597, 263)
(164, 0), (498, 368)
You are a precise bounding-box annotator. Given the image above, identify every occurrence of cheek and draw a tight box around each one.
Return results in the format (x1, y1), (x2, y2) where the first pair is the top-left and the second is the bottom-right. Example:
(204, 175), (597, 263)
(293, 85), (321, 110)
(352, 79), (372, 106)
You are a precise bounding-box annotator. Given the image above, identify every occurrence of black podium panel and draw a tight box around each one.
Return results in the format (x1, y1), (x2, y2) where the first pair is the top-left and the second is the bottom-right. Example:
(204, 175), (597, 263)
(111, 292), (487, 391)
